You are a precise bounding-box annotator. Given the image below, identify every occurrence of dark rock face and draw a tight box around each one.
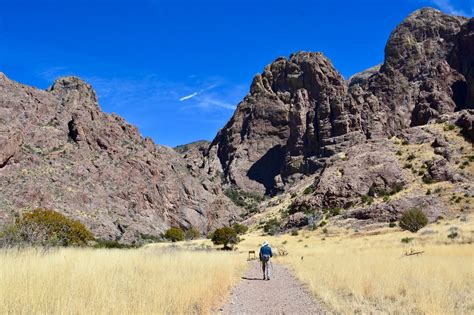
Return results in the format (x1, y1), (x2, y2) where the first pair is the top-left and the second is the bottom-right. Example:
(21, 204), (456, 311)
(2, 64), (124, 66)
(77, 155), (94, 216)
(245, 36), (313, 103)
(0, 74), (239, 243)
(209, 8), (472, 195)
(211, 52), (364, 195)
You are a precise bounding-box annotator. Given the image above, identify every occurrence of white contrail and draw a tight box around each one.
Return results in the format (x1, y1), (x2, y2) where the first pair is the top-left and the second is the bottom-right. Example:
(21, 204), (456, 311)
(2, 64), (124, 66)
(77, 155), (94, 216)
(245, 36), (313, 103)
(179, 92), (198, 101)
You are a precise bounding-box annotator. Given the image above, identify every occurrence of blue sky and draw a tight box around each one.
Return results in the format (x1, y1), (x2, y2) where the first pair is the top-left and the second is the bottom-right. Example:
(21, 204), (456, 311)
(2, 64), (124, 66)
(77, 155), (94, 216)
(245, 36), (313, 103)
(0, 0), (472, 147)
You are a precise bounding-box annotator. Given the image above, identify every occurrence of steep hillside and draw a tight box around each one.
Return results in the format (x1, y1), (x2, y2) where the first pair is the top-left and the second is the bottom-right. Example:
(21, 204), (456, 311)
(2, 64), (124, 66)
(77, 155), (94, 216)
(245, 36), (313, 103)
(0, 75), (239, 243)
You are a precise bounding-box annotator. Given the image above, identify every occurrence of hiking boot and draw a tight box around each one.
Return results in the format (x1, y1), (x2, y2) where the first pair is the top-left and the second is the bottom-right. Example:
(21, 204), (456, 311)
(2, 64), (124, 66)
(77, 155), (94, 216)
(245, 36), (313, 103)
(267, 277), (270, 280)
(263, 276), (266, 280)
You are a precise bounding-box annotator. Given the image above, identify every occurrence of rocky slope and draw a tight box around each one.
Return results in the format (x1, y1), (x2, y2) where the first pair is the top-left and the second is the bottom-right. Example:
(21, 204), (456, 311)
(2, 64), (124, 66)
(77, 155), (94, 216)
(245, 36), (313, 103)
(0, 75), (239, 243)
(208, 8), (473, 196)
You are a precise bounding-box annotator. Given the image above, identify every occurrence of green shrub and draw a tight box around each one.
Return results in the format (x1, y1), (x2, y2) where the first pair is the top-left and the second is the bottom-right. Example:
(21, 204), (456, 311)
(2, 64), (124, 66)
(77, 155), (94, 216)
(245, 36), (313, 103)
(224, 187), (263, 212)
(11, 208), (94, 247)
(322, 228), (328, 234)
(232, 223), (248, 235)
(361, 195), (374, 205)
(303, 186), (314, 195)
(263, 218), (280, 235)
(422, 175), (434, 184)
(443, 124), (456, 131)
(407, 153), (416, 161)
(185, 227), (201, 240)
(328, 207), (342, 217)
(319, 221), (327, 227)
(389, 222), (396, 228)
(426, 189), (432, 195)
(401, 237), (414, 244)
(288, 200), (314, 215)
(399, 208), (428, 233)
(448, 230), (458, 240)
(164, 227), (185, 242)
(211, 227), (239, 249)
(93, 239), (134, 249)
(401, 139), (409, 145)
(291, 229), (299, 236)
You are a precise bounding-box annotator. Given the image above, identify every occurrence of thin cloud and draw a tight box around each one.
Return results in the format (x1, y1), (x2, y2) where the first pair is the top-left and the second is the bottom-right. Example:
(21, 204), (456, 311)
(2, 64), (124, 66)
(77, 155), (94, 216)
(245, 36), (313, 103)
(179, 92), (198, 101)
(427, 0), (472, 16)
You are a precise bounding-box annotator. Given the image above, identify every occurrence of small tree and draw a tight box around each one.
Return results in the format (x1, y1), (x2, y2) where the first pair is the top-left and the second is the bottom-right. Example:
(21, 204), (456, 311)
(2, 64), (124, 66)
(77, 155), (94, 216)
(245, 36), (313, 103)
(185, 227), (201, 240)
(10, 208), (94, 247)
(232, 223), (248, 235)
(211, 227), (239, 250)
(164, 227), (185, 242)
(399, 208), (428, 232)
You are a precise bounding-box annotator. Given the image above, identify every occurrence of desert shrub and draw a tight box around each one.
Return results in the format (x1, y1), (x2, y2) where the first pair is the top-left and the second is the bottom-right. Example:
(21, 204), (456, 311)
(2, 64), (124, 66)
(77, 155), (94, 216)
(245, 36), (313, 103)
(303, 186), (314, 195)
(94, 239), (135, 249)
(399, 208), (428, 233)
(422, 175), (434, 184)
(426, 189), (432, 195)
(211, 227), (239, 249)
(185, 227), (201, 240)
(232, 223), (248, 235)
(443, 124), (456, 131)
(5, 208), (95, 247)
(396, 150), (402, 156)
(319, 221), (327, 227)
(224, 187), (263, 213)
(401, 139), (409, 145)
(401, 237), (414, 244)
(322, 228), (328, 234)
(448, 228), (459, 240)
(389, 222), (396, 228)
(263, 218), (281, 235)
(291, 229), (299, 236)
(164, 227), (185, 242)
(288, 200), (314, 215)
(403, 163), (412, 169)
(407, 153), (416, 161)
(328, 207), (342, 217)
(361, 195), (373, 205)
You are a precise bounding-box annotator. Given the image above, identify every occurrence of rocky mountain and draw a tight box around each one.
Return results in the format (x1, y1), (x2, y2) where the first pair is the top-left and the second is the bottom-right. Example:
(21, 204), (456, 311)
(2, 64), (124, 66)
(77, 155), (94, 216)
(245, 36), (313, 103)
(0, 8), (473, 242)
(0, 75), (239, 243)
(209, 8), (473, 195)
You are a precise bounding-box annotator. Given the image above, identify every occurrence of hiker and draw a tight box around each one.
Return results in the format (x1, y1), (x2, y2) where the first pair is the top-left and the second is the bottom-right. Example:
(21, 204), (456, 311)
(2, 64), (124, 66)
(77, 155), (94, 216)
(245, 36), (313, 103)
(259, 241), (273, 280)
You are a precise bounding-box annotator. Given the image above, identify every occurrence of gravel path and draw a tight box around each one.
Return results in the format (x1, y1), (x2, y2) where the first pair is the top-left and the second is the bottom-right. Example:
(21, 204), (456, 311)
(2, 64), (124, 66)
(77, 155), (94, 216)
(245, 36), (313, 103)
(218, 261), (326, 314)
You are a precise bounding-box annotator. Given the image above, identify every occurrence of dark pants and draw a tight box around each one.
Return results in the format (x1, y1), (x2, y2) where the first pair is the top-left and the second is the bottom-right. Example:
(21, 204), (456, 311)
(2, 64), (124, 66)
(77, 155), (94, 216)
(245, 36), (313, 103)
(261, 259), (270, 279)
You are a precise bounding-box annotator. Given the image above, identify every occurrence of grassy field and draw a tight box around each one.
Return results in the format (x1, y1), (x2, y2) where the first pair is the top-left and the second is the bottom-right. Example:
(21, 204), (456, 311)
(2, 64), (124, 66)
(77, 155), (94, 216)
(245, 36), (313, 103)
(0, 247), (245, 314)
(1, 216), (472, 314)
(237, 215), (474, 314)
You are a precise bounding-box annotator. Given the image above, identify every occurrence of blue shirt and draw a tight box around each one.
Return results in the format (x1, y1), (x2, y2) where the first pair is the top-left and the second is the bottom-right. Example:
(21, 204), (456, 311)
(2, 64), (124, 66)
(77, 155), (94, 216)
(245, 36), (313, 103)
(259, 244), (273, 257)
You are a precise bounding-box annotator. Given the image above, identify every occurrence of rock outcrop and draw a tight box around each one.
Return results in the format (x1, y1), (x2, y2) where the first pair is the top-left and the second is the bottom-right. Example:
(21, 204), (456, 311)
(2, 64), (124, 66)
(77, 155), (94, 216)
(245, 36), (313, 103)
(0, 74), (239, 243)
(208, 8), (473, 196)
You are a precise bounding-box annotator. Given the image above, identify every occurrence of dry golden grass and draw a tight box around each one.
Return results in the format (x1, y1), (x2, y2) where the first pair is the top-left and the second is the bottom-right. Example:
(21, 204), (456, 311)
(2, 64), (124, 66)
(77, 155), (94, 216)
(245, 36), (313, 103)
(0, 247), (245, 315)
(238, 215), (474, 314)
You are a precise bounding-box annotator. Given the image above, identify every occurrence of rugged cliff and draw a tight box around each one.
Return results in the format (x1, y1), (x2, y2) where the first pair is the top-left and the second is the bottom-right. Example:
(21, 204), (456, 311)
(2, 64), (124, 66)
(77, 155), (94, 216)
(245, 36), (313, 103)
(209, 8), (473, 195)
(0, 75), (239, 243)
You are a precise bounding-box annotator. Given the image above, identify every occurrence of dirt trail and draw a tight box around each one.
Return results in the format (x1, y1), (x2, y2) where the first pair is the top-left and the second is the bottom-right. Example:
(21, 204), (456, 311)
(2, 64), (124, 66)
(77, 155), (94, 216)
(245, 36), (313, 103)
(218, 261), (326, 314)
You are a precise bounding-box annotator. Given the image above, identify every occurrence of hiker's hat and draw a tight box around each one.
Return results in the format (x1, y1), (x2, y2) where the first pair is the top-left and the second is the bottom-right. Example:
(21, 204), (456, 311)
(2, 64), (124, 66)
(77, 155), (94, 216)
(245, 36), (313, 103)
(262, 241), (269, 246)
